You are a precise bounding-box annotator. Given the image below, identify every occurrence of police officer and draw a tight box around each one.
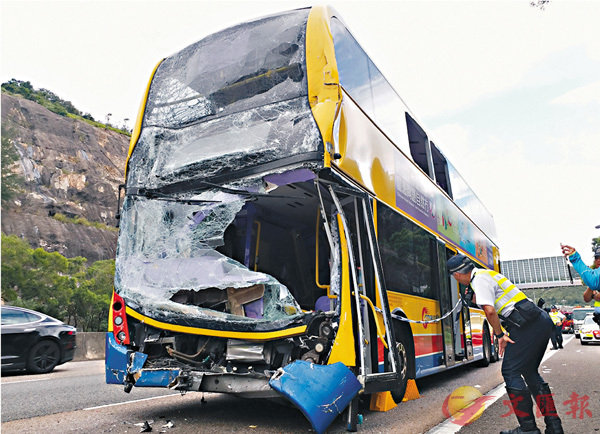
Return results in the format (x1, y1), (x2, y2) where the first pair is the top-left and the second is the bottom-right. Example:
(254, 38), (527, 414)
(447, 254), (563, 434)
(548, 306), (564, 350)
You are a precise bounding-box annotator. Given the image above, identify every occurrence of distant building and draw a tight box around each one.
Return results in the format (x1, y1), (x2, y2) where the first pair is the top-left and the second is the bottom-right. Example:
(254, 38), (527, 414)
(500, 256), (581, 289)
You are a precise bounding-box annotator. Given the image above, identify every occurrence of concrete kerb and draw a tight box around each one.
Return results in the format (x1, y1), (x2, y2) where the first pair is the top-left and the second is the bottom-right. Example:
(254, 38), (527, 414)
(73, 332), (106, 361)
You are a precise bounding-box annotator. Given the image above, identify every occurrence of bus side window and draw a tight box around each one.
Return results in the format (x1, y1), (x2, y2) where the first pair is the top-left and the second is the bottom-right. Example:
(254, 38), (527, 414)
(405, 113), (434, 179)
(430, 142), (452, 198)
(376, 201), (437, 299)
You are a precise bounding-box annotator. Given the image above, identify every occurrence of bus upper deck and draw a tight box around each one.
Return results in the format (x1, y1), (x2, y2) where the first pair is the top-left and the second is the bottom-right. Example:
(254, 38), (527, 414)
(108, 6), (500, 432)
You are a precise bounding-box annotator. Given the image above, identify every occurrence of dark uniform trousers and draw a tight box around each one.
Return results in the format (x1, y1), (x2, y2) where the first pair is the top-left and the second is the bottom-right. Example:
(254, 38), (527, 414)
(501, 301), (554, 390)
(550, 323), (563, 349)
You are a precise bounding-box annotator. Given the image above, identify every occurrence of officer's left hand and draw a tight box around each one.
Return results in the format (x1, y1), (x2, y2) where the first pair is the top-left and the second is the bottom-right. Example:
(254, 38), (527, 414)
(498, 334), (515, 358)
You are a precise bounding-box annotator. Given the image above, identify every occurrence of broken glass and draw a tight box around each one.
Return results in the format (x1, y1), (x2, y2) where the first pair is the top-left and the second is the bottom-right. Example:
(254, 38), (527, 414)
(127, 8), (323, 191)
(128, 97), (322, 189)
(115, 186), (302, 325)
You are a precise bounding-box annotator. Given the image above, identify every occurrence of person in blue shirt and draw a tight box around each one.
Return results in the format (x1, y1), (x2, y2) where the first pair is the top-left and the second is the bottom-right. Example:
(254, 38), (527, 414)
(561, 244), (600, 290)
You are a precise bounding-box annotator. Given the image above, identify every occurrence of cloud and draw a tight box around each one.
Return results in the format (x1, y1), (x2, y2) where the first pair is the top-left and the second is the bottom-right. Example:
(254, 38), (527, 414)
(551, 81), (600, 106)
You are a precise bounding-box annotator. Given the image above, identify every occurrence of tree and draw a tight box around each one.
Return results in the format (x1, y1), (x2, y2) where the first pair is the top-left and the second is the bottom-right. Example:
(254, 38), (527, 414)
(1, 233), (115, 331)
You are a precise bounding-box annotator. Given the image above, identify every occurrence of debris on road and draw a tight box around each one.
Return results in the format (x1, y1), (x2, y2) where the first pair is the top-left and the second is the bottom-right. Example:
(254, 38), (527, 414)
(135, 420), (153, 432)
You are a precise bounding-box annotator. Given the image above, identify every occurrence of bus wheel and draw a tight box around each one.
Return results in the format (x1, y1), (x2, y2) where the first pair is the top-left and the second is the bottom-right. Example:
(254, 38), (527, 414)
(476, 325), (491, 367)
(391, 325), (412, 404)
(491, 332), (500, 362)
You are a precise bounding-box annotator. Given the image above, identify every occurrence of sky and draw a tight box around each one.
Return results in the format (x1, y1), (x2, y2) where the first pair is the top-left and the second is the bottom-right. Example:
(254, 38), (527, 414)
(2, 0), (599, 263)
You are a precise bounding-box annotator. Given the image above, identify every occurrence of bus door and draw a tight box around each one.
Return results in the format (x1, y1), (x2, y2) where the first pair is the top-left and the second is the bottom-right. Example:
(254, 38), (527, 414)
(438, 242), (457, 366)
(438, 244), (473, 365)
(460, 287), (474, 360)
(446, 246), (474, 360)
(449, 274), (467, 359)
(325, 183), (401, 393)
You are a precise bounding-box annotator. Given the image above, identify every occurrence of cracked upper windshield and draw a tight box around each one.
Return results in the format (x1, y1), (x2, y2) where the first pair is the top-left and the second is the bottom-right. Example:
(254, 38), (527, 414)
(125, 9), (316, 190)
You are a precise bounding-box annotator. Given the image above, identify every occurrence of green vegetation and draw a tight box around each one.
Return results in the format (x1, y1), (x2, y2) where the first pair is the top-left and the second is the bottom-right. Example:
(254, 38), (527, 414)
(1, 126), (24, 204)
(1, 233), (114, 331)
(1, 79), (130, 136)
(523, 285), (596, 308)
(52, 212), (118, 233)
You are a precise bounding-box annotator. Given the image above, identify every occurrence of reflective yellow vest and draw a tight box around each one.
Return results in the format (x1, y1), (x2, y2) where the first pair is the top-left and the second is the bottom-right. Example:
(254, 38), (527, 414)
(549, 311), (563, 325)
(474, 270), (527, 316)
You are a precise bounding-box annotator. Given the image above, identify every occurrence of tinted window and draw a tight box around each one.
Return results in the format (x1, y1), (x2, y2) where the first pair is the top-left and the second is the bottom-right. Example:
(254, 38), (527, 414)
(330, 18), (411, 157)
(573, 309), (594, 320)
(430, 142), (451, 197)
(405, 113), (432, 178)
(377, 202), (437, 298)
(1, 308), (39, 325)
(447, 161), (497, 241)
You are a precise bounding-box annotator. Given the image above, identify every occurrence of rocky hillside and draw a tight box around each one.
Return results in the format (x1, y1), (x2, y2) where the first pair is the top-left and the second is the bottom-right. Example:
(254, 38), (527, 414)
(1, 92), (130, 261)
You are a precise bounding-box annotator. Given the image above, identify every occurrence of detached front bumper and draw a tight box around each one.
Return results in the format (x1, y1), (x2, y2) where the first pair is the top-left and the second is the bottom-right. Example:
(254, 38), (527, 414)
(105, 333), (181, 388)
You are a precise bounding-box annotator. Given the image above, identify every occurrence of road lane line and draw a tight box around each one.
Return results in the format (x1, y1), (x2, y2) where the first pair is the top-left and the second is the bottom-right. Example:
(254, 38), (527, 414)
(426, 334), (574, 434)
(2, 377), (56, 385)
(83, 393), (181, 411)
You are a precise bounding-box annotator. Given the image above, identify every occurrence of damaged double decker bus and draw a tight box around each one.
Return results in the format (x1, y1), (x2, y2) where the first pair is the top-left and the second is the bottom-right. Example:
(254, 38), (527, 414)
(106, 6), (500, 432)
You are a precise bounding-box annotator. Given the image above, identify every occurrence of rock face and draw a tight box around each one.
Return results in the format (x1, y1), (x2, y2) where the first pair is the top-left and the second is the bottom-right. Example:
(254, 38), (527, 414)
(1, 93), (130, 261)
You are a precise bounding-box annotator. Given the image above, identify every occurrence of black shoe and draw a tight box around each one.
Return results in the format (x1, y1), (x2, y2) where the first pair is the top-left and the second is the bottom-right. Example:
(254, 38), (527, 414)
(558, 345), (563, 349)
(501, 388), (540, 434)
(500, 427), (541, 434)
(550, 347), (558, 350)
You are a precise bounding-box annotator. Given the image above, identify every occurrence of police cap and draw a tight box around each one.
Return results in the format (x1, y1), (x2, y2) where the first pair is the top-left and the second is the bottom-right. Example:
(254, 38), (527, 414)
(447, 254), (472, 274)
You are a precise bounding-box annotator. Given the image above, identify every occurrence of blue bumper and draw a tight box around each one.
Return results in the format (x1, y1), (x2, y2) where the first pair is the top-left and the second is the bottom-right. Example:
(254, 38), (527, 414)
(104, 332), (179, 387)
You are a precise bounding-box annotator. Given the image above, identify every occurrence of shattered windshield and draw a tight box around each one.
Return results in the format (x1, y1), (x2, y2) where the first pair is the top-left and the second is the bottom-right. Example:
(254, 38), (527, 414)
(126, 8), (323, 190)
(144, 9), (309, 129)
(115, 188), (302, 324)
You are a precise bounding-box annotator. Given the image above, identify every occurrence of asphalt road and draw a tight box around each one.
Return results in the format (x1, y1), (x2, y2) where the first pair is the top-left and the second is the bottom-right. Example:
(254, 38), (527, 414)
(2, 337), (595, 433)
(1, 360), (177, 422)
(1, 356), (504, 433)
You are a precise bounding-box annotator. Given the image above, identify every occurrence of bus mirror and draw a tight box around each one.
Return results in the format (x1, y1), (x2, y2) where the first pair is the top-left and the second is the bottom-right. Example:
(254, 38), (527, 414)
(115, 184), (125, 228)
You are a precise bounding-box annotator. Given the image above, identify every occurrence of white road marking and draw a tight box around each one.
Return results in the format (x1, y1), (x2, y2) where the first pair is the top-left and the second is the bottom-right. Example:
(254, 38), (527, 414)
(425, 334), (574, 433)
(2, 377), (55, 385)
(84, 393), (181, 411)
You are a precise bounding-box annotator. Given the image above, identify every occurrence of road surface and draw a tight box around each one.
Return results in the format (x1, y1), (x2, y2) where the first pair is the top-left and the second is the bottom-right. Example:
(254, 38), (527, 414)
(2, 335), (596, 433)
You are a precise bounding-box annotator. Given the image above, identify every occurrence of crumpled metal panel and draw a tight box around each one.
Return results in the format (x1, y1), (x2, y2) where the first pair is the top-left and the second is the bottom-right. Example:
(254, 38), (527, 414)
(115, 185), (302, 325)
(269, 360), (362, 434)
(105, 332), (128, 384)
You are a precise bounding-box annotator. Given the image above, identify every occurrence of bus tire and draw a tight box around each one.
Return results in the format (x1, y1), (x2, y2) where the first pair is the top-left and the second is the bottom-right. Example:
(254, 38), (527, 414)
(490, 333), (500, 362)
(476, 325), (491, 367)
(391, 324), (414, 404)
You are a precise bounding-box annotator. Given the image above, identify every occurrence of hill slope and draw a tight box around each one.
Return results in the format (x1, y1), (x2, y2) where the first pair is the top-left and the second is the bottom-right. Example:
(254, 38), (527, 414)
(1, 92), (130, 261)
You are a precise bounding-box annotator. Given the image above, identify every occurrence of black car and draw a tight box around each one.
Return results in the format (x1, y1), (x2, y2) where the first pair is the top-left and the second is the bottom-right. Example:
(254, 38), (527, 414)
(1, 306), (76, 374)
